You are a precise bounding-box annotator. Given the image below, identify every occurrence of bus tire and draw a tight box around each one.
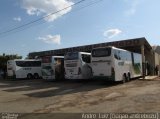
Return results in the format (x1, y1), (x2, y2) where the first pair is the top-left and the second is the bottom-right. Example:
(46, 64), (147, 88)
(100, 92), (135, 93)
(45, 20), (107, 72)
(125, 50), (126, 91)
(34, 73), (39, 79)
(127, 72), (131, 82)
(27, 73), (32, 79)
(88, 67), (93, 78)
(122, 73), (127, 83)
(13, 75), (16, 79)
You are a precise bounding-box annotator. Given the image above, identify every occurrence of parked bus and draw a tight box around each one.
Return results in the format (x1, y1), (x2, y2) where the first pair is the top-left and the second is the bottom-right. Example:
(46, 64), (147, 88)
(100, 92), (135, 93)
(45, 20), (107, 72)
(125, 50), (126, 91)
(7, 59), (42, 79)
(41, 56), (64, 80)
(91, 46), (142, 82)
(64, 52), (92, 79)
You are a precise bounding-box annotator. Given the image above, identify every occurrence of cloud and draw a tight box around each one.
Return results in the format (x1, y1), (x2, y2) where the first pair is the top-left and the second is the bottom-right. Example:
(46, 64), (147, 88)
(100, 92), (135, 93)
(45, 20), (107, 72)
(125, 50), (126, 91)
(103, 29), (122, 39)
(13, 17), (22, 22)
(124, 0), (139, 16)
(21, 0), (74, 22)
(21, 44), (26, 47)
(38, 34), (61, 45)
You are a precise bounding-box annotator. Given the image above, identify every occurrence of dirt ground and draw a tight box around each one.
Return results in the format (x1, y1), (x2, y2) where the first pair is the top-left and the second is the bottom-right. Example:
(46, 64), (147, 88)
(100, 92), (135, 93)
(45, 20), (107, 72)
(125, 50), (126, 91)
(0, 77), (160, 114)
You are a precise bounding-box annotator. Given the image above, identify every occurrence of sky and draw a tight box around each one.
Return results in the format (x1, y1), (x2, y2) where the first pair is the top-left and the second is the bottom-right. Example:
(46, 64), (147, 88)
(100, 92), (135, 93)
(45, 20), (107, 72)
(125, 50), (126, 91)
(0, 0), (160, 58)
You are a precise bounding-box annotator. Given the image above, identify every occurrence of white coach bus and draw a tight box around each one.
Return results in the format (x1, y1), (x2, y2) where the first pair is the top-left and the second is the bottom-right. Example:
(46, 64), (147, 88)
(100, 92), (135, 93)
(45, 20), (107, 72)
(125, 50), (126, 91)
(64, 52), (92, 79)
(91, 46), (142, 82)
(41, 56), (64, 80)
(7, 59), (42, 79)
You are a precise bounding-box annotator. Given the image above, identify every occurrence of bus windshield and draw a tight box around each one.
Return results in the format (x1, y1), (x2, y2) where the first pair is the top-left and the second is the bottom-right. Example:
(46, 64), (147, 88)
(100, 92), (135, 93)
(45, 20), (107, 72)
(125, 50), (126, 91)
(92, 47), (111, 57)
(65, 52), (79, 60)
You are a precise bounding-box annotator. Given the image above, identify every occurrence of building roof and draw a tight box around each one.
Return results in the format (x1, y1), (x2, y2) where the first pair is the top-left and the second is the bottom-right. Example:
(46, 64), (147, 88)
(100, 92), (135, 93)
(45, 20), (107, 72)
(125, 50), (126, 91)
(29, 37), (152, 58)
(152, 45), (160, 54)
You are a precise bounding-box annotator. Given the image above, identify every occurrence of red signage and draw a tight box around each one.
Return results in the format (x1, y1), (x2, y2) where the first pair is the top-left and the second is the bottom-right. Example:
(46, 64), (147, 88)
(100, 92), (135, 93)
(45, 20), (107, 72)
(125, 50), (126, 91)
(42, 56), (51, 63)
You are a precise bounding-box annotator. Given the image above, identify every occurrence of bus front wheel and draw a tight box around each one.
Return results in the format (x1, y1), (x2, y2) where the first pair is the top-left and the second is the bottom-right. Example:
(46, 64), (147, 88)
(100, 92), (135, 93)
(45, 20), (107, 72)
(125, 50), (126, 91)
(34, 73), (39, 79)
(27, 73), (32, 79)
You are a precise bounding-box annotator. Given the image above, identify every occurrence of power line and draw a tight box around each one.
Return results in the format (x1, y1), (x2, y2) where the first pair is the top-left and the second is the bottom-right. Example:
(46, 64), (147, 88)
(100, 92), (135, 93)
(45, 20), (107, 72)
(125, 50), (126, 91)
(0, 0), (86, 36)
(0, 0), (104, 38)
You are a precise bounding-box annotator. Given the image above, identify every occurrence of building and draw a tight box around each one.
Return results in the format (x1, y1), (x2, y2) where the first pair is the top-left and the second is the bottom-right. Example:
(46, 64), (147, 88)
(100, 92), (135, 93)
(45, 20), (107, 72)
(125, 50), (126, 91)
(152, 46), (160, 75)
(29, 37), (157, 77)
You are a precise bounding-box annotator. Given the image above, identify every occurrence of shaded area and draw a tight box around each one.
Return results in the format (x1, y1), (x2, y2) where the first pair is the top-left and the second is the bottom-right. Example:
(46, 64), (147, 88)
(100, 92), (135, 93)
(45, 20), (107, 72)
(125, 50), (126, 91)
(0, 78), (120, 98)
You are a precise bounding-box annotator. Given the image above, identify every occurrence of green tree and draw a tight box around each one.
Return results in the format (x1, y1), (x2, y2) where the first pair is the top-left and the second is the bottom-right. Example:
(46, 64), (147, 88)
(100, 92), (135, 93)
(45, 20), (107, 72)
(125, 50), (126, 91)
(0, 54), (22, 71)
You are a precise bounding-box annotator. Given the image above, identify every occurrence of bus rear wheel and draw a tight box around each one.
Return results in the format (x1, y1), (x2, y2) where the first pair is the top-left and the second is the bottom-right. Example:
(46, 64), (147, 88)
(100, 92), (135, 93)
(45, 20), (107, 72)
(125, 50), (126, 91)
(127, 73), (131, 82)
(122, 73), (127, 83)
(27, 73), (32, 79)
(13, 75), (16, 79)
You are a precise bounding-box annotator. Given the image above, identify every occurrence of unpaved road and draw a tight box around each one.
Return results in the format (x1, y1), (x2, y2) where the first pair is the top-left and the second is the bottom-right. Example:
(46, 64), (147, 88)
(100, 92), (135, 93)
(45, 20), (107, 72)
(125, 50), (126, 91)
(0, 77), (160, 113)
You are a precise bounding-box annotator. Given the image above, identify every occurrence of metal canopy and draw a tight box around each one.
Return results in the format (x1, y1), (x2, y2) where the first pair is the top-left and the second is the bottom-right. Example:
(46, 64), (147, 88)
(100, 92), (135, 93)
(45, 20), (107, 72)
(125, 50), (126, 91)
(29, 37), (152, 58)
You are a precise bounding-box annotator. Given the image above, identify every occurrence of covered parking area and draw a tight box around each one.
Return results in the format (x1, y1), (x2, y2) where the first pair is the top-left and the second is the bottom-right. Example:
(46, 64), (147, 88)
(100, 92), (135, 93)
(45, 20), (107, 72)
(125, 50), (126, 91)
(29, 37), (154, 78)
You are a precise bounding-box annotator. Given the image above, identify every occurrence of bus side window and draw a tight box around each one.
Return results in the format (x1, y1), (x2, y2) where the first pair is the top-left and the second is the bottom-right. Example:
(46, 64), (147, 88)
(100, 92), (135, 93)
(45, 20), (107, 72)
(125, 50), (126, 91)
(119, 51), (125, 61)
(34, 61), (41, 67)
(54, 58), (57, 64)
(54, 58), (61, 65)
(114, 50), (120, 60)
(54, 58), (59, 65)
(118, 51), (122, 60)
(114, 53), (119, 60)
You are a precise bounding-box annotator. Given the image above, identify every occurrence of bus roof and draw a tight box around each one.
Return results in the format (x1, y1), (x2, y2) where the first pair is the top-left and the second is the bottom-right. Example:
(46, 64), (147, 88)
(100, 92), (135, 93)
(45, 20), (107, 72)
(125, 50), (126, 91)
(41, 56), (64, 58)
(8, 59), (41, 62)
(65, 52), (91, 55)
(92, 46), (128, 52)
(52, 56), (64, 58)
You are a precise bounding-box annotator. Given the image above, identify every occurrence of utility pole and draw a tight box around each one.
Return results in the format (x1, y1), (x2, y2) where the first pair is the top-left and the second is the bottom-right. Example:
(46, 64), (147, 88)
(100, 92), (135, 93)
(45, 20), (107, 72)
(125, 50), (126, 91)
(141, 45), (145, 79)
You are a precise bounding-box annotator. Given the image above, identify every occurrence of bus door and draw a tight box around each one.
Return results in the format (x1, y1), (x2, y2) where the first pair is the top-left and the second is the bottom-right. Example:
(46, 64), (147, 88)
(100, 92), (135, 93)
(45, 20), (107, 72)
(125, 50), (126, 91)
(55, 58), (64, 80)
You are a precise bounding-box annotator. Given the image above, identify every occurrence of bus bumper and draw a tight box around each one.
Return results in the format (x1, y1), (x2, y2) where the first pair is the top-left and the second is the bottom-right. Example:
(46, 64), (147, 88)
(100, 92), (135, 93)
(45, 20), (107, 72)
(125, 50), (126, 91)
(65, 75), (87, 80)
(92, 76), (115, 81)
(42, 76), (55, 80)
(7, 75), (16, 79)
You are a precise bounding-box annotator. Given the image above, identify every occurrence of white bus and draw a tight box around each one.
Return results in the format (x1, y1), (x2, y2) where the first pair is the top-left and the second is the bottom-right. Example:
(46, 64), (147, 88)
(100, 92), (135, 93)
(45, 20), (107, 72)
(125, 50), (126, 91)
(64, 52), (92, 79)
(7, 59), (42, 79)
(91, 46), (142, 82)
(41, 56), (64, 80)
